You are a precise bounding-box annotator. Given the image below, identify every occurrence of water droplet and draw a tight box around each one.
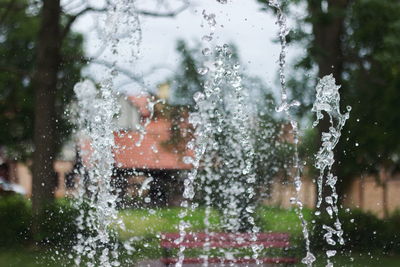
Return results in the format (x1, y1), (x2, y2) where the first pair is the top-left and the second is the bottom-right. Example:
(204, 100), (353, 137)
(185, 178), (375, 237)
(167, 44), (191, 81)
(326, 250), (337, 258)
(183, 156), (193, 164)
(202, 35), (213, 42)
(202, 48), (211, 56)
(301, 252), (316, 265)
(197, 67), (209, 75)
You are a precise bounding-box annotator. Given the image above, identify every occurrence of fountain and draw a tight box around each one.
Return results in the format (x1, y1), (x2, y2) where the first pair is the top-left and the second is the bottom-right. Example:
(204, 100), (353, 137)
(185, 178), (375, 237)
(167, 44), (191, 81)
(70, 1), (350, 266)
(70, 1), (141, 266)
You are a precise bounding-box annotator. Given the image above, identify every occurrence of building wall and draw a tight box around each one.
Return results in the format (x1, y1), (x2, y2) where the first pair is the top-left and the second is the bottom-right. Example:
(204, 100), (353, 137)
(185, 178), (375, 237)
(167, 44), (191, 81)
(263, 178), (316, 209)
(265, 174), (400, 218)
(9, 161), (73, 198)
(344, 174), (400, 218)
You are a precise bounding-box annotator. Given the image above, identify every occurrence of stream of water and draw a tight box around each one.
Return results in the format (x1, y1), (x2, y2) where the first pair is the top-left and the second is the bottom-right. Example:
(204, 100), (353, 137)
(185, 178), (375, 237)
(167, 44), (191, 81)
(70, 1), (350, 266)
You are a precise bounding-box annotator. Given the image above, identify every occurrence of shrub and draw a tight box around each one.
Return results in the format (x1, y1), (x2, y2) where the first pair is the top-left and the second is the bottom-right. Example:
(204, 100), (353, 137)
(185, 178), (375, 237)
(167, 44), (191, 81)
(0, 195), (31, 246)
(310, 209), (397, 253)
(37, 198), (81, 246)
(385, 209), (400, 253)
(0, 196), (83, 247)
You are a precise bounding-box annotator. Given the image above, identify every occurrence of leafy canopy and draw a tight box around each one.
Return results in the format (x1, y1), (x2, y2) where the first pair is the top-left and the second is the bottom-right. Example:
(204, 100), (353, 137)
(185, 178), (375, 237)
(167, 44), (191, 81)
(0, 0), (85, 159)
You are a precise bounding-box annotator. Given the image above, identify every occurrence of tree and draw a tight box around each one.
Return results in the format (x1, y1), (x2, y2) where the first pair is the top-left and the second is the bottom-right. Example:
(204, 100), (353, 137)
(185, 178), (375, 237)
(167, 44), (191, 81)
(169, 40), (205, 108)
(0, 0), (84, 237)
(0, 1), (82, 159)
(258, 0), (400, 211)
(0, 0), (189, 237)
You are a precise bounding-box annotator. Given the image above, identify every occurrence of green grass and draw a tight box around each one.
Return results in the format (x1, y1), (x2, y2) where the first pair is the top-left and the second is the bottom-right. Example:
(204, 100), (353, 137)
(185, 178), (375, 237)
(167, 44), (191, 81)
(256, 206), (313, 236)
(1, 249), (399, 267)
(1, 206), (400, 266)
(117, 206), (312, 240)
(0, 248), (72, 267)
(312, 253), (400, 267)
(117, 207), (220, 241)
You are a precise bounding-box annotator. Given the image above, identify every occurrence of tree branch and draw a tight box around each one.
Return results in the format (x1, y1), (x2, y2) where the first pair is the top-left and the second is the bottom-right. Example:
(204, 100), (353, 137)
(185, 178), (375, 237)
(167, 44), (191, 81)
(60, 6), (107, 42)
(136, 3), (189, 18)
(89, 58), (147, 89)
(0, 0), (20, 26)
(60, 1), (188, 42)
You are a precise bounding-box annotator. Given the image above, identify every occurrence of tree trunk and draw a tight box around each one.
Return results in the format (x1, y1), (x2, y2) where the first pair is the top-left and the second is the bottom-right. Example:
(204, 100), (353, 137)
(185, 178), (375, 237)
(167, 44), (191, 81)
(380, 169), (389, 218)
(31, 0), (61, 239)
(382, 181), (388, 218)
(309, 0), (350, 209)
(359, 176), (364, 209)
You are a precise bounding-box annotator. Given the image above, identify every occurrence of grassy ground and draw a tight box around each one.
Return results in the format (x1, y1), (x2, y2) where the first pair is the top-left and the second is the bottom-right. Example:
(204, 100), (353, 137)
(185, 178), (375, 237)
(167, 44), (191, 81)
(313, 253), (400, 266)
(117, 206), (311, 240)
(1, 248), (399, 266)
(117, 207), (220, 240)
(1, 206), (399, 266)
(0, 248), (70, 267)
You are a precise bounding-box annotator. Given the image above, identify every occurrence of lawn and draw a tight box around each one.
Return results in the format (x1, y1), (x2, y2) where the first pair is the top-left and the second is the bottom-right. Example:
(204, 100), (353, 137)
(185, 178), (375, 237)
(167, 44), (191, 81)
(1, 206), (399, 266)
(117, 206), (311, 240)
(117, 207), (220, 240)
(1, 248), (399, 267)
(313, 253), (400, 266)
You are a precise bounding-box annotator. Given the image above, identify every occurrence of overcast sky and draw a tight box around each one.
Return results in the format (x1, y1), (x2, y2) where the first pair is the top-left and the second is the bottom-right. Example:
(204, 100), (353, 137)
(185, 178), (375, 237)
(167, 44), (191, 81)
(72, 0), (302, 96)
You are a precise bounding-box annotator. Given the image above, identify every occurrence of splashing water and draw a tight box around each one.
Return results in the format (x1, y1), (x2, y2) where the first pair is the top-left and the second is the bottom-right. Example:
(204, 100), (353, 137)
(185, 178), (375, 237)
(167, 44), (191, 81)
(197, 44), (258, 234)
(99, 0), (142, 60)
(68, 1), (351, 266)
(312, 74), (350, 266)
(268, 1), (315, 265)
(177, 7), (261, 265)
(175, 10), (219, 266)
(135, 98), (165, 147)
(73, 79), (122, 267)
(181, 43), (261, 264)
(71, 1), (141, 266)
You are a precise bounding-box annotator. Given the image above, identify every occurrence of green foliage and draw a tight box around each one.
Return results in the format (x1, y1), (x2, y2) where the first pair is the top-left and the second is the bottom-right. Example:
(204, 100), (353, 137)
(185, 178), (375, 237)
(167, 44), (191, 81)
(169, 40), (204, 107)
(0, 0), (85, 159)
(168, 40), (240, 108)
(311, 209), (400, 253)
(0, 0), (39, 158)
(257, 0), (400, 192)
(36, 198), (81, 246)
(0, 195), (31, 246)
(0, 196), (84, 247)
(342, 0), (400, 175)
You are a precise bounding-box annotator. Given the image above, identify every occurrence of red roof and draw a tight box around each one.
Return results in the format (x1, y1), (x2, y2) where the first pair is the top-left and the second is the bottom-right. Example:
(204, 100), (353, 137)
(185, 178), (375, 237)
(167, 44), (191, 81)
(113, 119), (192, 170)
(80, 95), (192, 171)
(128, 95), (151, 117)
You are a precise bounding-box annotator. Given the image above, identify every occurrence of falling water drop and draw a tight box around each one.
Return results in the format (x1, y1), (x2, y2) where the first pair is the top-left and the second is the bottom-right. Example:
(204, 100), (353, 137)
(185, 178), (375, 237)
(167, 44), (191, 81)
(197, 67), (209, 75)
(202, 47), (212, 56)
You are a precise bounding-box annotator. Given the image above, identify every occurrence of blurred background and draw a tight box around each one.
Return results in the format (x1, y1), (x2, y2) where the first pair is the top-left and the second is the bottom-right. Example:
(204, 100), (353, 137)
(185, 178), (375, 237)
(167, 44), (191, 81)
(0, 0), (400, 266)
